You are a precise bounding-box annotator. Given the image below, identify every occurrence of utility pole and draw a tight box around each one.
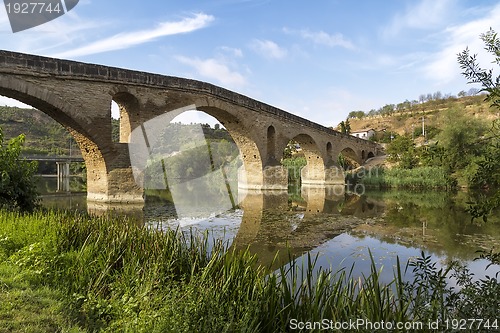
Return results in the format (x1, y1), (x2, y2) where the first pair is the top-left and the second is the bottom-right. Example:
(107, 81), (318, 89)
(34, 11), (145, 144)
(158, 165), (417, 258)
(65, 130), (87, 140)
(422, 116), (425, 138)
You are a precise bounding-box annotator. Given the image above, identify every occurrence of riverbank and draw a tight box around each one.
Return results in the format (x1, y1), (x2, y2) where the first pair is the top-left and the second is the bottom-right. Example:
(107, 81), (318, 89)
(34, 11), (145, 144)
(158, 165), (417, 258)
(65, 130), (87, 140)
(0, 209), (498, 332)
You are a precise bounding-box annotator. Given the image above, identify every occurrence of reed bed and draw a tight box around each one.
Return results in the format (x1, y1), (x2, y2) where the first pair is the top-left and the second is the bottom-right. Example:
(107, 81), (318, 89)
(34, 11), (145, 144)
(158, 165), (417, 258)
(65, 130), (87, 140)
(361, 166), (456, 190)
(0, 210), (498, 332)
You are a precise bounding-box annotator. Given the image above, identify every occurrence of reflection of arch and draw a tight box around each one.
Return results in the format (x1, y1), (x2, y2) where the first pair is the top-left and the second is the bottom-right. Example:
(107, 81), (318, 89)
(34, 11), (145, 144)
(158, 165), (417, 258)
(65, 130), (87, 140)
(232, 190), (347, 270)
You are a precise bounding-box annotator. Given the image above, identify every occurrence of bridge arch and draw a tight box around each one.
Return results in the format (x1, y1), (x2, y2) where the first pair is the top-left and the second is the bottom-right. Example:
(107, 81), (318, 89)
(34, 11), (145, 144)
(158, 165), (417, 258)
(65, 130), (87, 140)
(0, 76), (142, 203)
(194, 105), (274, 190)
(0, 77), (103, 187)
(339, 146), (362, 169)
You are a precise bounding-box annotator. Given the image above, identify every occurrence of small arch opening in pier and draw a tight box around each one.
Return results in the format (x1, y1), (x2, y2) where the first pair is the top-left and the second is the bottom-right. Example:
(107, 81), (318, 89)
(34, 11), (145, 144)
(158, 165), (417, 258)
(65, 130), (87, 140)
(267, 125), (277, 163)
(111, 92), (140, 143)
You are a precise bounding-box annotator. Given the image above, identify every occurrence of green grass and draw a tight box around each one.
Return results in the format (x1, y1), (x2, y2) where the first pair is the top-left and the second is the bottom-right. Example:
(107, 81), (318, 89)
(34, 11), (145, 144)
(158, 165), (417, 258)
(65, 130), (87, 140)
(0, 209), (498, 332)
(0, 261), (84, 333)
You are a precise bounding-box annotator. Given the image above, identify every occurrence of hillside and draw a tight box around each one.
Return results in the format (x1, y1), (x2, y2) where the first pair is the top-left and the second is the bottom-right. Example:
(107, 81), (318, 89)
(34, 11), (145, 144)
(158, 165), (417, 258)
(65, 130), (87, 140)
(336, 95), (500, 144)
(0, 105), (75, 155)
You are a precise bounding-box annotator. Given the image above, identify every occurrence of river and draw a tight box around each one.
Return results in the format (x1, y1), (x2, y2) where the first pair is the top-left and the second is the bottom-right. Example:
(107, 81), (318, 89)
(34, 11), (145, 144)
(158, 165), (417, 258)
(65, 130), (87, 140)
(37, 177), (500, 283)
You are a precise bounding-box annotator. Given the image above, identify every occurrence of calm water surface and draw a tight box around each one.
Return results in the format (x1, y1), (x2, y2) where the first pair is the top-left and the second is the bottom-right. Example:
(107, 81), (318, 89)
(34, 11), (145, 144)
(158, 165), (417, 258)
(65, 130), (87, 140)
(38, 177), (500, 281)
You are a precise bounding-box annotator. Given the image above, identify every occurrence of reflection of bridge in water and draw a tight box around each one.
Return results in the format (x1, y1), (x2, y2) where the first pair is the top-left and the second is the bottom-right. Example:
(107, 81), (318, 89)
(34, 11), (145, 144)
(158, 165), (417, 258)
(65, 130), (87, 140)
(229, 186), (385, 270)
(25, 155), (84, 192)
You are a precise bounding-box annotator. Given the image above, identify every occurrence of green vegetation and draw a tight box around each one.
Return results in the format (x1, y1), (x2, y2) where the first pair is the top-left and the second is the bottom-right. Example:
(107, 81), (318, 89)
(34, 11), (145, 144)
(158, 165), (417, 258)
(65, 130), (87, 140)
(362, 166), (455, 190)
(0, 261), (84, 333)
(282, 157), (306, 183)
(0, 128), (39, 211)
(0, 105), (75, 156)
(338, 118), (351, 134)
(457, 28), (500, 223)
(0, 210), (498, 332)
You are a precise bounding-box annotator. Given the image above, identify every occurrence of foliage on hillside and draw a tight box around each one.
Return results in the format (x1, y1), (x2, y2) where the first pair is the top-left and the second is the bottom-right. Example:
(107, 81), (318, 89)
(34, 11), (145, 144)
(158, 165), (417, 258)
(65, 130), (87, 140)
(0, 106), (74, 156)
(342, 94), (497, 143)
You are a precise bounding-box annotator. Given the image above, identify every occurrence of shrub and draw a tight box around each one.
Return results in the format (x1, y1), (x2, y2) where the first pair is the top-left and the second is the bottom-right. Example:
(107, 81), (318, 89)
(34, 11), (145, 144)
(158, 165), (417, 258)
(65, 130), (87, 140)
(0, 128), (39, 211)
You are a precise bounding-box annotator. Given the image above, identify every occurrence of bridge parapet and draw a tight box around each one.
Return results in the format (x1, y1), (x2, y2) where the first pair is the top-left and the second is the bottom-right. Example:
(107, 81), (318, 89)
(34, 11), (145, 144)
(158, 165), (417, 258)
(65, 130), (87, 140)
(0, 50), (378, 149)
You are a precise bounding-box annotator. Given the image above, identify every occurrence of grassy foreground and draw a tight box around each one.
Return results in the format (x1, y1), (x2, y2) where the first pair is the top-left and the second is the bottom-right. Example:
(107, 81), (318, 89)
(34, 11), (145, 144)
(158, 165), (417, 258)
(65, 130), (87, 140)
(0, 210), (499, 332)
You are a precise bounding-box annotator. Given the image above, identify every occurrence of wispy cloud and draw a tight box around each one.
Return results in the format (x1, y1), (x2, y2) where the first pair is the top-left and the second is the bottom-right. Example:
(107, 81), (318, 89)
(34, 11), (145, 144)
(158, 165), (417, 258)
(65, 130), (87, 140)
(421, 3), (500, 85)
(284, 28), (354, 49)
(52, 13), (214, 58)
(218, 46), (243, 58)
(382, 0), (456, 37)
(176, 55), (247, 88)
(250, 39), (287, 59)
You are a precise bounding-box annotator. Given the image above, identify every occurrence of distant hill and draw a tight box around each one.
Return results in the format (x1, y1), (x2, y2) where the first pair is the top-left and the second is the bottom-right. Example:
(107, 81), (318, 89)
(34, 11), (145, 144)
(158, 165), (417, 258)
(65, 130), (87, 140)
(0, 105), (75, 155)
(336, 95), (500, 144)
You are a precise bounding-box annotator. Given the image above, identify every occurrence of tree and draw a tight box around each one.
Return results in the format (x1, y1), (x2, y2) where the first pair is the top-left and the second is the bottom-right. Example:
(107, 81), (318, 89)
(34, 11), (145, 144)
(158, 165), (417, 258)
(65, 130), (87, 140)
(437, 109), (487, 171)
(457, 28), (500, 223)
(458, 28), (500, 109)
(386, 135), (418, 169)
(339, 119), (351, 134)
(348, 110), (365, 119)
(344, 119), (351, 134)
(0, 128), (39, 211)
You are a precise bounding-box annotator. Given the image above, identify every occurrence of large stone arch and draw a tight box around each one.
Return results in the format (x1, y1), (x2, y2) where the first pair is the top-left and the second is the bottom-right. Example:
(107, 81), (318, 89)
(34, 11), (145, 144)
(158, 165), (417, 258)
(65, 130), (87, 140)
(196, 105), (284, 190)
(339, 146), (362, 168)
(0, 75), (142, 204)
(0, 77), (106, 196)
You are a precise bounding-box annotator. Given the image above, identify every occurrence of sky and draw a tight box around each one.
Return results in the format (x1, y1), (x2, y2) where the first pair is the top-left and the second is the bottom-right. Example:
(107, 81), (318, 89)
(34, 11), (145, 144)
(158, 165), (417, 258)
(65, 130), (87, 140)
(1, 0), (500, 127)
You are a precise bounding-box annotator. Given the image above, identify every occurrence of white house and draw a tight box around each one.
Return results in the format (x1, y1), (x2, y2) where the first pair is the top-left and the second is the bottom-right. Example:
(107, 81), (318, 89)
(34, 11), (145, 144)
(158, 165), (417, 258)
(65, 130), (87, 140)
(351, 129), (375, 139)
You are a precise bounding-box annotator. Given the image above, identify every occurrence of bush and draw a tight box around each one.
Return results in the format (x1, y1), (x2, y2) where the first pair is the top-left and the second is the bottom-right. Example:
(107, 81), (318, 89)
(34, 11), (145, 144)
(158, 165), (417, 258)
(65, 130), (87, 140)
(0, 128), (39, 211)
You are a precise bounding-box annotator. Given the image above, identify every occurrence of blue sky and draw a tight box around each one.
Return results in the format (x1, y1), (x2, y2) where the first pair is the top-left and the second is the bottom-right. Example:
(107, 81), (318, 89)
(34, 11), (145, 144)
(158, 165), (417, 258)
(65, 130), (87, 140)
(1, 0), (500, 127)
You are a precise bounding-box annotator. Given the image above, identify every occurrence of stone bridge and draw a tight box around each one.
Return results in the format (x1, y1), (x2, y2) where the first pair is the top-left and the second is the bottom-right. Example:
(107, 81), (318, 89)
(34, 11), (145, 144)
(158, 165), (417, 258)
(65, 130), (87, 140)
(0, 50), (381, 204)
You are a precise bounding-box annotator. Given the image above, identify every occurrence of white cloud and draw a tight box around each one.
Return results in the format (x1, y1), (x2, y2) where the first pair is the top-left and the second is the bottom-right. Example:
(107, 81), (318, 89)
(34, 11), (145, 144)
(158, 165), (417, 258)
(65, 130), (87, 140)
(52, 13), (215, 58)
(284, 28), (354, 49)
(250, 39), (287, 59)
(422, 3), (500, 85)
(0, 4), (103, 54)
(218, 46), (243, 58)
(383, 0), (456, 37)
(176, 56), (247, 88)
